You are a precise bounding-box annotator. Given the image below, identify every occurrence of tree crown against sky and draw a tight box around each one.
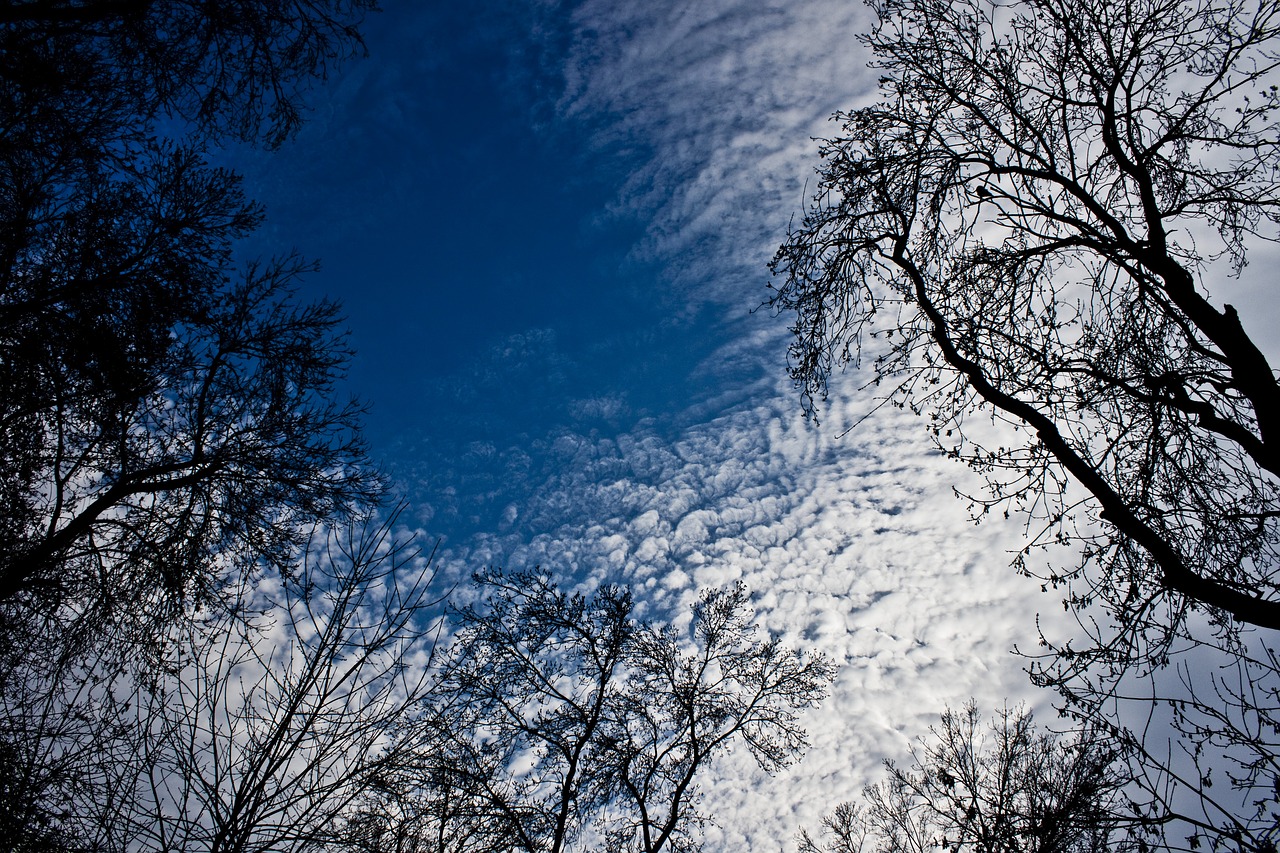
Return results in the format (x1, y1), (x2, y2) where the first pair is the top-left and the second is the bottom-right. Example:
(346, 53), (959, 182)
(2, 509), (444, 853)
(347, 572), (835, 853)
(0, 1), (392, 844)
(799, 702), (1141, 853)
(0, 0), (384, 653)
(770, 0), (1280, 847)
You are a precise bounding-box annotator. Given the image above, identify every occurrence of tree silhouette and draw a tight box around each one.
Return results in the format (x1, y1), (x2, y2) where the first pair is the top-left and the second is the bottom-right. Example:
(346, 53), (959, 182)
(0, 0), (382, 840)
(348, 574), (835, 853)
(770, 0), (1280, 846)
(0, 0), (382, 649)
(798, 703), (1142, 853)
(2, 510), (443, 852)
(0, 0), (376, 149)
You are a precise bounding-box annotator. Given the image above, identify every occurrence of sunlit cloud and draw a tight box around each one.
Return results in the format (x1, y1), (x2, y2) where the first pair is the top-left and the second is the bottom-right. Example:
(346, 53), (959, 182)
(339, 0), (1081, 846)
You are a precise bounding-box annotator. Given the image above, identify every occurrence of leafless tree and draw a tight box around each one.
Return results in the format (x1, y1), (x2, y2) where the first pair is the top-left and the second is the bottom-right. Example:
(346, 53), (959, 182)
(351, 573), (835, 853)
(604, 582), (836, 853)
(2, 509), (442, 852)
(769, 0), (1280, 846)
(798, 703), (1141, 853)
(0, 1), (423, 845)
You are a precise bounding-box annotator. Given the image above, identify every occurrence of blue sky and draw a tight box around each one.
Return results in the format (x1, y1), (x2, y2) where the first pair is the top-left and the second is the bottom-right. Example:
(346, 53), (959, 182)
(230, 0), (1063, 847)
(232, 1), (754, 535)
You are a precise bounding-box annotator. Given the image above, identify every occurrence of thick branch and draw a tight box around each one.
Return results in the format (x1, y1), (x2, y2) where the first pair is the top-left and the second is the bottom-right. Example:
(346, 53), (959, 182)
(0, 454), (226, 601)
(896, 240), (1280, 630)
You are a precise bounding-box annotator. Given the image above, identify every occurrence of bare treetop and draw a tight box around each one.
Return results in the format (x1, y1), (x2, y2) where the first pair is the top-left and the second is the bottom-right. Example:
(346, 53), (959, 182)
(771, 0), (1280, 847)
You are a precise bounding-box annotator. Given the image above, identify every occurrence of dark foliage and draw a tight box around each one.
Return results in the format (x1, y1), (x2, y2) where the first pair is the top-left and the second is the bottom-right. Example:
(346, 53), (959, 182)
(0, 0), (382, 842)
(0, 0), (382, 644)
(0, 0), (376, 149)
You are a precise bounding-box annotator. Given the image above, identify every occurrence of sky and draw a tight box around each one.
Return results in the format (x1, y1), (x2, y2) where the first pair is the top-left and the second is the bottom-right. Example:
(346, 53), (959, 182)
(229, 0), (1072, 847)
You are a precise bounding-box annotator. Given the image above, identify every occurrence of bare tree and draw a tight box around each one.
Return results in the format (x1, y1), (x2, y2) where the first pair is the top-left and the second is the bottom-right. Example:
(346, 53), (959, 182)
(769, 0), (1280, 845)
(798, 703), (1141, 853)
(605, 582), (835, 853)
(2, 509), (442, 852)
(353, 573), (835, 853)
(0, 2), (418, 845)
(339, 740), (526, 853)
(4, 244), (382, 637)
(0, 0), (384, 707)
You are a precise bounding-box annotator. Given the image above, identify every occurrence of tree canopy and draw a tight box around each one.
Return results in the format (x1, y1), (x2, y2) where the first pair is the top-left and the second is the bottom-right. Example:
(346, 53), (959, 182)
(0, 0), (382, 650)
(770, 0), (1280, 847)
(799, 703), (1140, 853)
(0, 0), (386, 843)
(0, 0), (375, 149)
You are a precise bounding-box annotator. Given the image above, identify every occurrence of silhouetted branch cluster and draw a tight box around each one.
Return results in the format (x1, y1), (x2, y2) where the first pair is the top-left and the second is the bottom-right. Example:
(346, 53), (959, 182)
(799, 703), (1143, 853)
(771, 0), (1280, 847)
(0, 0), (384, 641)
(342, 573), (835, 853)
(0, 510), (444, 851)
(0, 0), (376, 148)
(0, 0), (395, 845)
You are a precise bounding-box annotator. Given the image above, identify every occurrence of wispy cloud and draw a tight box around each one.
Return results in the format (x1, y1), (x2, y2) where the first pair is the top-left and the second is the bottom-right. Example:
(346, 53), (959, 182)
(560, 0), (877, 297)
(329, 0), (1080, 846)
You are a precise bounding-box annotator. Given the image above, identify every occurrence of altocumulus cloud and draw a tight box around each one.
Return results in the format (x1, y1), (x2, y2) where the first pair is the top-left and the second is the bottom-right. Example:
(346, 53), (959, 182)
(390, 0), (1076, 847)
(419, 370), (1061, 848)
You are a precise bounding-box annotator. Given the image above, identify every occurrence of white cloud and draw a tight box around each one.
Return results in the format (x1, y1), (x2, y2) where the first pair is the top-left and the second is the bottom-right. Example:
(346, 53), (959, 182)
(561, 0), (880, 299)
(385, 1), (1085, 847)
(422, 371), (1069, 847)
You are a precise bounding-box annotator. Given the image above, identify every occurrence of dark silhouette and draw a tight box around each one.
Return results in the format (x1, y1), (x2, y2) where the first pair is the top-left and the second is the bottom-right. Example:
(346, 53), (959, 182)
(0, 0), (382, 652)
(0, 1), (380, 844)
(344, 574), (835, 853)
(4, 510), (443, 851)
(798, 703), (1143, 853)
(770, 0), (1280, 847)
